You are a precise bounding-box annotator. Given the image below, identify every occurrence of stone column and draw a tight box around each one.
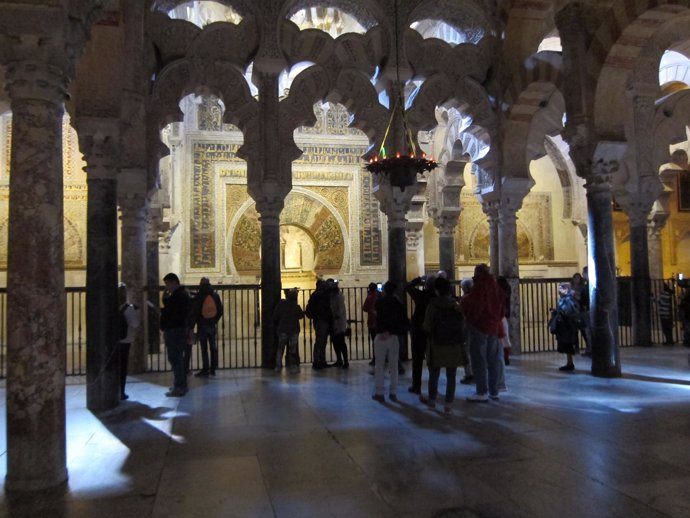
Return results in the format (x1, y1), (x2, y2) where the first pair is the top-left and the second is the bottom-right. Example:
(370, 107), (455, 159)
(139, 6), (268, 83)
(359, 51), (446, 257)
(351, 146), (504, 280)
(4, 48), (70, 492)
(406, 188), (426, 278)
(626, 205), (653, 347)
(497, 178), (532, 354)
(146, 203), (163, 353)
(586, 151), (622, 376)
(647, 219), (664, 280)
(118, 182), (148, 371)
(435, 216), (458, 281)
(255, 195), (284, 368)
(481, 199), (500, 276)
(76, 120), (121, 413)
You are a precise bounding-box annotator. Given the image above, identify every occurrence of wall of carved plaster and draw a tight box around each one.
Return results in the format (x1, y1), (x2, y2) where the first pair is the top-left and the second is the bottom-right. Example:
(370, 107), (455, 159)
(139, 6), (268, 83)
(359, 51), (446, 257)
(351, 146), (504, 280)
(159, 95), (387, 288)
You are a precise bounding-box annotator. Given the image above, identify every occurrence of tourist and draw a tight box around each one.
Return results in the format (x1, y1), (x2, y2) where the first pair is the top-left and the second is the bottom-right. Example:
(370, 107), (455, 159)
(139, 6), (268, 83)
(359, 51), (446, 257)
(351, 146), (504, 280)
(305, 279), (332, 369)
(372, 281), (409, 402)
(550, 282), (580, 371)
(657, 283), (674, 345)
(117, 282), (140, 401)
(362, 283), (380, 365)
(421, 277), (466, 414)
(405, 275), (436, 394)
(460, 264), (504, 402)
(160, 273), (193, 397)
(273, 288), (305, 373)
(459, 278), (474, 385)
(327, 279), (349, 369)
(192, 277), (223, 377)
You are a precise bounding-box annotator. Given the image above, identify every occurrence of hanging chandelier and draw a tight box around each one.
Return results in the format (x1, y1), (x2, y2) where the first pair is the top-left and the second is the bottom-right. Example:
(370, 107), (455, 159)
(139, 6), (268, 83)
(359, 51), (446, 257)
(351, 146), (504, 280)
(364, 0), (437, 189)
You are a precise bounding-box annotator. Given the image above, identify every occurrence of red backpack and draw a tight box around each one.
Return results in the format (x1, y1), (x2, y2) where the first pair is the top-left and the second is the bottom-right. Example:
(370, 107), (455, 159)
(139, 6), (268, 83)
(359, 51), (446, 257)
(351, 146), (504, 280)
(201, 294), (217, 319)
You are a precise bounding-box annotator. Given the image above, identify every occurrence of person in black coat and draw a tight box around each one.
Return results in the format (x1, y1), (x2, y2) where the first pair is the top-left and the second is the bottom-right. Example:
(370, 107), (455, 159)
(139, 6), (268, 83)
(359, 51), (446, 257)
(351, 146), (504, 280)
(405, 275), (436, 394)
(160, 273), (193, 396)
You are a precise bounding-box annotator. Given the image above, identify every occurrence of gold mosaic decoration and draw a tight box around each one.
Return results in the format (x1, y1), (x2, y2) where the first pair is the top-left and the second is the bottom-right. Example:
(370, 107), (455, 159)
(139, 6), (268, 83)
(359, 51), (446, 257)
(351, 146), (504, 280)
(457, 191), (554, 263)
(231, 191), (345, 274)
(305, 186), (349, 226)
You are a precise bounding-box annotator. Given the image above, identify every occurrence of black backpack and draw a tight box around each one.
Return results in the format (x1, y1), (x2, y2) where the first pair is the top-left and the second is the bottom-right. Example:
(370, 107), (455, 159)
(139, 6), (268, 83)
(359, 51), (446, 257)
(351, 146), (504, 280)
(432, 304), (464, 346)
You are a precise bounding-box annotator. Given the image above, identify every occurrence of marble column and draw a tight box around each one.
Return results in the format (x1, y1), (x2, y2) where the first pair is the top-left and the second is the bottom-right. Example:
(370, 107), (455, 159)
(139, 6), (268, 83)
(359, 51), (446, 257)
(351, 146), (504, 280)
(4, 56), (70, 492)
(405, 228), (424, 279)
(119, 185), (148, 371)
(628, 207), (652, 347)
(586, 168), (621, 376)
(647, 217), (666, 280)
(256, 197), (283, 368)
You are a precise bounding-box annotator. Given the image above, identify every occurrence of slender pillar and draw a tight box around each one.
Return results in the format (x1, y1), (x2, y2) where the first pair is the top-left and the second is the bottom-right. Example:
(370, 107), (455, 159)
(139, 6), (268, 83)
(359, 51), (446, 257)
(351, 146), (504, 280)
(256, 198), (283, 368)
(146, 206), (162, 353)
(628, 209), (652, 347)
(483, 202), (500, 275)
(5, 55), (70, 492)
(498, 206), (521, 353)
(647, 218), (665, 280)
(434, 215), (458, 281)
(119, 187), (148, 371)
(586, 170), (621, 376)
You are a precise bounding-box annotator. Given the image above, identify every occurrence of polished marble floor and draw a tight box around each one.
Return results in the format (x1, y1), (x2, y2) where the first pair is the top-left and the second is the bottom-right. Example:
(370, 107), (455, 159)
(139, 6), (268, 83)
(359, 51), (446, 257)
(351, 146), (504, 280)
(1, 346), (690, 518)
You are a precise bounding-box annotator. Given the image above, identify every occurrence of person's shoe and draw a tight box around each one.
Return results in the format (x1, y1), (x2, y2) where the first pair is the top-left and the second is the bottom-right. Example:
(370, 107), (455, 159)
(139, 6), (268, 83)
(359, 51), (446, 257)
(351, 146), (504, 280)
(460, 376), (474, 385)
(368, 360), (375, 366)
(312, 363), (324, 370)
(420, 395), (436, 409)
(120, 393), (129, 401)
(165, 388), (187, 397)
(209, 369), (216, 376)
(195, 369), (209, 377)
(331, 360), (343, 367)
(443, 405), (452, 415)
(559, 363), (575, 371)
(371, 394), (385, 403)
(498, 386), (507, 393)
(504, 358), (510, 365)
(489, 394), (500, 401)
(274, 366), (282, 372)
(341, 361), (349, 369)
(388, 394), (398, 402)
(408, 386), (421, 394)
(466, 393), (489, 402)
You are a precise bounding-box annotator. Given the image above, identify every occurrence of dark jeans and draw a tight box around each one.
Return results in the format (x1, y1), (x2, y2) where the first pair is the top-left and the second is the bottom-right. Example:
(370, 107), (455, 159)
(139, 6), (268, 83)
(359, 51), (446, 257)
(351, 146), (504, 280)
(118, 341), (131, 397)
(164, 328), (188, 390)
(661, 317), (674, 344)
(312, 319), (330, 365)
(410, 327), (426, 390)
(198, 322), (218, 371)
(428, 366), (457, 403)
(332, 332), (348, 363)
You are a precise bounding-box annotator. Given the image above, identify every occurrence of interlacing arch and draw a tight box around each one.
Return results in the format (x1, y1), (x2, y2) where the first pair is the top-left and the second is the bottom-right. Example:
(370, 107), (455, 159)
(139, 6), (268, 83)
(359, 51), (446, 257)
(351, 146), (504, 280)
(504, 81), (565, 179)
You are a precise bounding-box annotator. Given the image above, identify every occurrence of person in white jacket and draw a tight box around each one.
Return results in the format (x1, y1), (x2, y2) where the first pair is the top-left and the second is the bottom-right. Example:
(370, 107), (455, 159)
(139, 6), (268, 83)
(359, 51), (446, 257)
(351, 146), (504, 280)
(118, 282), (140, 401)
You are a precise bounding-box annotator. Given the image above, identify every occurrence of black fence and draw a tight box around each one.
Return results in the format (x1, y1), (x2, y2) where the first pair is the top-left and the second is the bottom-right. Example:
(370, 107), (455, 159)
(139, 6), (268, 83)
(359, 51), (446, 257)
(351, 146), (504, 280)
(0, 278), (685, 377)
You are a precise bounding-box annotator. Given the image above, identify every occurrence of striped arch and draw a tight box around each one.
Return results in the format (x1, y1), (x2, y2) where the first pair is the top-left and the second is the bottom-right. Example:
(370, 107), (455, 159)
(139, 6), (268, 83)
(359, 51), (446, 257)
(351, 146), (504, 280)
(503, 81), (565, 179)
(505, 51), (563, 106)
(593, 4), (690, 139)
(587, 0), (690, 85)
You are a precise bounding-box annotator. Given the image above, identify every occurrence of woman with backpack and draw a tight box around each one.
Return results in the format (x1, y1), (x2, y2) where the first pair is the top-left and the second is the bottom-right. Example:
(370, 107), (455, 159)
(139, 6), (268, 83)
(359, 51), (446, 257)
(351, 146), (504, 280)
(421, 277), (466, 415)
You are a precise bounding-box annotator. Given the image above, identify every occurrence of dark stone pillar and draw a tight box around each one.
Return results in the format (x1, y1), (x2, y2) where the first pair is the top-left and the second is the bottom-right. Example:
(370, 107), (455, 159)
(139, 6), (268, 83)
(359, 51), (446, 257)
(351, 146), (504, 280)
(86, 175), (120, 411)
(630, 222), (652, 347)
(439, 234), (455, 281)
(146, 226), (161, 354)
(5, 58), (69, 492)
(586, 182), (621, 377)
(259, 208), (282, 368)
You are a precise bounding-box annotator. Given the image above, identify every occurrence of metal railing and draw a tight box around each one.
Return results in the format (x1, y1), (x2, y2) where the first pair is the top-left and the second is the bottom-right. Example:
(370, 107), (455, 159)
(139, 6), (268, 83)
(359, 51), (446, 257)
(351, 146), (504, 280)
(0, 278), (685, 377)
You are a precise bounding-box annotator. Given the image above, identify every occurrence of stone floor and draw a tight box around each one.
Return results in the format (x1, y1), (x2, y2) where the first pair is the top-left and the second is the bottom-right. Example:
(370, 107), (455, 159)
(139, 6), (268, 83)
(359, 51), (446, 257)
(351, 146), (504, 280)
(1, 346), (690, 518)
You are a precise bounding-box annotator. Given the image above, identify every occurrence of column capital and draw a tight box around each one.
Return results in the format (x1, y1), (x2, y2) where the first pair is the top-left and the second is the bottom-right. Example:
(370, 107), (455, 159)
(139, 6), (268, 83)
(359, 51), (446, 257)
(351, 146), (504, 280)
(76, 117), (120, 181)
(433, 213), (459, 238)
(585, 141), (627, 193)
(405, 228), (423, 251)
(5, 57), (68, 107)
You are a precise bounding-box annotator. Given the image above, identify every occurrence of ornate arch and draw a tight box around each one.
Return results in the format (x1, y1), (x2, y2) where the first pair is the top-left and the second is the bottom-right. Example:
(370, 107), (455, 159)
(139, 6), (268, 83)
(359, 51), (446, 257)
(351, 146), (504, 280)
(229, 189), (347, 275)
